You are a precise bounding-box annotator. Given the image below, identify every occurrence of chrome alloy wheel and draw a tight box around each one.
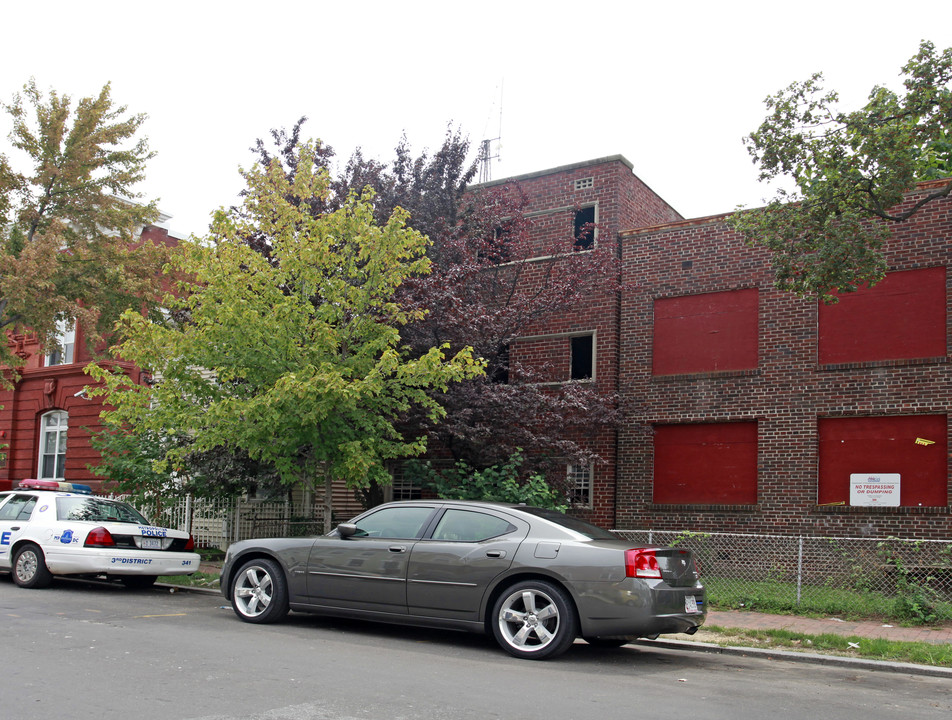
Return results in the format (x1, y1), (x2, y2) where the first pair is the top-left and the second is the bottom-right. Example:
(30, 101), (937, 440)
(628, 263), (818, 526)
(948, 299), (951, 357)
(234, 564), (275, 618)
(496, 587), (563, 653)
(15, 547), (40, 584)
(12, 543), (53, 589)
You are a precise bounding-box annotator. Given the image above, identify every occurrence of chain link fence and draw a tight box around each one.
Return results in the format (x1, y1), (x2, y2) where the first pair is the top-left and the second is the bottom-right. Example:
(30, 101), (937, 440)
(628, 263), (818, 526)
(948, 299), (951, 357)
(116, 492), (952, 618)
(613, 529), (952, 617)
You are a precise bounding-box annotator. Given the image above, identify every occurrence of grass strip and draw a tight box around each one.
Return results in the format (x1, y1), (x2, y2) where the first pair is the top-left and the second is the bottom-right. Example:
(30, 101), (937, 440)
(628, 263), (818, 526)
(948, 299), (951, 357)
(158, 571), (220, 589)
(696, 624), (952, 667)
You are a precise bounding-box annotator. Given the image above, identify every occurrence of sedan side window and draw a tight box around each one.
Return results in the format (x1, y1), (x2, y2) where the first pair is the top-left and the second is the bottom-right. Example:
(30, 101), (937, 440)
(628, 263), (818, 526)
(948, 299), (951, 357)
(0, 494), (38, 521)
(353, 506), (435, 539)
(431, 509), (516, 542)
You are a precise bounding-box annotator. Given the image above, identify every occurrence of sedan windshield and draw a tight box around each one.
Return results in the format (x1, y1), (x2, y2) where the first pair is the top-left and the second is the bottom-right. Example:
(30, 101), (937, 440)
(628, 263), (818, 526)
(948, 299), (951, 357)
(517, 506), (617, 540)
(56, 497), (150, 524)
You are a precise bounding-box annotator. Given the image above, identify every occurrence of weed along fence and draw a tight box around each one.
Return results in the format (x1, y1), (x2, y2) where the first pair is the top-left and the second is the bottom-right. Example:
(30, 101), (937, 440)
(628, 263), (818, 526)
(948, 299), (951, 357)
(612, 529), (952, 621)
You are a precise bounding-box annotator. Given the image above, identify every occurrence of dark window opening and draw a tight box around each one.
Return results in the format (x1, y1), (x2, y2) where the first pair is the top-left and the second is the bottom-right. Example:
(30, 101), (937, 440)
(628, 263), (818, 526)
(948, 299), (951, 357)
(573, 206), (595, 250)
(491, 343), (510, 384)
(570, 335), (594, 380)
(479, 223), (513, 263)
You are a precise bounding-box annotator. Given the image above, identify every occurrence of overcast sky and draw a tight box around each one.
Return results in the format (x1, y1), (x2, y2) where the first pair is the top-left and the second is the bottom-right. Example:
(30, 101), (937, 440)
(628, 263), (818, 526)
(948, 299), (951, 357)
(2, 1), (951, 237)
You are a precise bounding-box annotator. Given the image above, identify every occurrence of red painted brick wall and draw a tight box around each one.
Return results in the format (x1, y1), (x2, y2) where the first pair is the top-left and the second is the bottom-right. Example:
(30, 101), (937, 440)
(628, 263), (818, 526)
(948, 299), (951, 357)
(617, 183), (951, 539)
(0, 223), (177, 491)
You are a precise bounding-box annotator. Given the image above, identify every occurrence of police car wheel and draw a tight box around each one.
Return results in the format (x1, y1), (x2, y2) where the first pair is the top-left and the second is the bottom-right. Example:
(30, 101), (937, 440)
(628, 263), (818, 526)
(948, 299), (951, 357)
(231, 558), (289, 624)
(13, 543), (54, 589)
(121, 575), (158, 589)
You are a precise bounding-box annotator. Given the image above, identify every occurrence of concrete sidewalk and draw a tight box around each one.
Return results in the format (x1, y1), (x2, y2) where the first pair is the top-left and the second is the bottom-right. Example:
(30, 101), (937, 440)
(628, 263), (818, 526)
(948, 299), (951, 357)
(203, 560), (950, 645)
(643, 609), (952, 679)
(703, 608), (952, 645)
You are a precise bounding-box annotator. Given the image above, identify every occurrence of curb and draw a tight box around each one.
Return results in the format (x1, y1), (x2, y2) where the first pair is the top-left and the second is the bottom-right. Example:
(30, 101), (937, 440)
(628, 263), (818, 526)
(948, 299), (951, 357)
(159, 580), (951, 677)
(636, 637), (952, 679)
(157, 581), (221, 596)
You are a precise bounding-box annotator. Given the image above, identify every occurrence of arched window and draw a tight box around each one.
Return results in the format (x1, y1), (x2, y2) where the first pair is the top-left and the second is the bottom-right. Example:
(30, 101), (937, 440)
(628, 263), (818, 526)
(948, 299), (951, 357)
(38, 410), (68, 480)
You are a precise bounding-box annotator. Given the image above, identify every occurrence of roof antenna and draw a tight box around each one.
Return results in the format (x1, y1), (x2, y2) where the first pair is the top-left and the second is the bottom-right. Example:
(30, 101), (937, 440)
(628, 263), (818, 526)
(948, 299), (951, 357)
(478, 80), (503, 183)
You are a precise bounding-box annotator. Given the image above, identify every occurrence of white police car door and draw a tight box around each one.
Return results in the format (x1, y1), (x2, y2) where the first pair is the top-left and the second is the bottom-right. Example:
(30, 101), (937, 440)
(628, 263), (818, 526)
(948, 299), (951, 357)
(0, 493), (39, 568)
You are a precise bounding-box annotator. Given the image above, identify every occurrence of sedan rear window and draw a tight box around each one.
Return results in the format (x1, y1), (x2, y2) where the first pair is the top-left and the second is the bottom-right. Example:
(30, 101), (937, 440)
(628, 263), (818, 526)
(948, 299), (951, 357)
(518, 507), (617, 540)
(56, 497), (149, 524)
(431, 509), (516, 542)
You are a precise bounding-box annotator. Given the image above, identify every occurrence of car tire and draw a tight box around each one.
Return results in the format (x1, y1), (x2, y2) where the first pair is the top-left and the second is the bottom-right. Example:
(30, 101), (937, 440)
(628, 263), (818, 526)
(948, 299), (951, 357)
(12, 543), (54, 589)
(230, 558), (289, 624)
(121, 575), (158, 589)
(491, 579), (578, 660)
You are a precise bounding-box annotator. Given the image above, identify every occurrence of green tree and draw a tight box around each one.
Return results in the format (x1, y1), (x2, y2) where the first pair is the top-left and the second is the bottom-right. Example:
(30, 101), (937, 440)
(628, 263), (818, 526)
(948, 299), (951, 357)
(87, 425), (283, 504)
(0, 79), (167, 374)
(730, 41), (952, 301)
(89, 141), (483, 530)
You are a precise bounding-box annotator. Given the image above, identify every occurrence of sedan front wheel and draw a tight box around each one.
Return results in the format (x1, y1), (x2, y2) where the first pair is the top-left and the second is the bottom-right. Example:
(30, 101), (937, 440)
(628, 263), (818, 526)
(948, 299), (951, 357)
(491, 580), (577, 659)
(231, 558), (289, 624)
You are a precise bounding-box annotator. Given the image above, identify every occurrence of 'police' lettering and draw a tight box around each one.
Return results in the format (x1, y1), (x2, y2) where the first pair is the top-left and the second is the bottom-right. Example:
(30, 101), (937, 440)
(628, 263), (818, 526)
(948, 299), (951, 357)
(139, 527), (168, 537)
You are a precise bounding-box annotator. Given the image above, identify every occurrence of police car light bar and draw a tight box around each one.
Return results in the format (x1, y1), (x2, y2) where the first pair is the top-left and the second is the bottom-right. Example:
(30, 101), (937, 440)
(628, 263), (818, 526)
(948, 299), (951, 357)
(18, 479), (93, 495)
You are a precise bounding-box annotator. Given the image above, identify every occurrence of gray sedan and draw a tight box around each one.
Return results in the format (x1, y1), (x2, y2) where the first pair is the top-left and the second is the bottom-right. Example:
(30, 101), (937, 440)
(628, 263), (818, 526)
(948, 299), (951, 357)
(220, 500), (705, 659)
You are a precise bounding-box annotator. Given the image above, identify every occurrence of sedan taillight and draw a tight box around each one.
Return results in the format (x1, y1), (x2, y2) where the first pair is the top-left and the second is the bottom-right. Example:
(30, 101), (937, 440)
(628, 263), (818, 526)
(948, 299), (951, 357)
(184, 534), (195, 551)
(84, 527), (116, 547)
(625, 548), (662, 579)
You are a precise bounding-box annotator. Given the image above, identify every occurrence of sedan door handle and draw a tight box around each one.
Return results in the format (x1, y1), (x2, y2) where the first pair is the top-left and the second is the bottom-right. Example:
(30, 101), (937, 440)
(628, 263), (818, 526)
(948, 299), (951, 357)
(486, 550), (506, 558)
(10, 526), (20, 531)
(389, 545), (407, 553)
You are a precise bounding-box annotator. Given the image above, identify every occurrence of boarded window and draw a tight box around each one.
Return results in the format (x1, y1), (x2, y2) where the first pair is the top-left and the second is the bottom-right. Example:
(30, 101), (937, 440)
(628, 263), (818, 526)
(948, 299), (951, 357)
(653, 289), (758, 375)
(653, 422), (758, 504)
(817, 415), (947, 507)
(818, 267), (947, 365)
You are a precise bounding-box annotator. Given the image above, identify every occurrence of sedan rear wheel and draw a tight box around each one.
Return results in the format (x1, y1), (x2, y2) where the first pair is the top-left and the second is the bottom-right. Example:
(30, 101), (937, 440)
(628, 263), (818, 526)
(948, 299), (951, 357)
(492, 580), (577, 659)
(13, 543), (54, 589)
(231, 558), (289, 624)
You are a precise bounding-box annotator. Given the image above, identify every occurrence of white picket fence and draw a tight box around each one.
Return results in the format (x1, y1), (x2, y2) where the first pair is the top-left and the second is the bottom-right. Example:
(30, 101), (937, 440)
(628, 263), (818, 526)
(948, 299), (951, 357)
(136, 495), (326, 548)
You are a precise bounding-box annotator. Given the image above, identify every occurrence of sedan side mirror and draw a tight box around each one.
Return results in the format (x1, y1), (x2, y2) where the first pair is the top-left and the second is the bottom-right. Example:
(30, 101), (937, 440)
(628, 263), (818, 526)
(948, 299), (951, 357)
(337, 523), (358, 539)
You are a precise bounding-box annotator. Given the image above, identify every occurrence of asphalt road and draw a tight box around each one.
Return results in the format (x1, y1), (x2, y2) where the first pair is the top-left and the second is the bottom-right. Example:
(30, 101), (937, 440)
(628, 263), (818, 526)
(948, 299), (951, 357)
(1, 575), (950, 720)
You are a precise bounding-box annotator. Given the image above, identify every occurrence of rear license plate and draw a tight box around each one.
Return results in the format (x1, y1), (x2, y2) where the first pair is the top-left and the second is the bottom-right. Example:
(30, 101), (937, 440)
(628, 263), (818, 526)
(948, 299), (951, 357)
(685, 595), (698, 613)
(140, 537), (162, 550)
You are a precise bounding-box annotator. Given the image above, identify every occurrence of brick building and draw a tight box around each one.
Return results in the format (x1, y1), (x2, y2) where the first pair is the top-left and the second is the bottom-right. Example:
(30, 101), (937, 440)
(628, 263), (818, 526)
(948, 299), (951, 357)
(3, 157), (949, 541)
(617, 179), (950, 539)
(0, 220), (184, 491)
(482, 158), (949, 539)
(470, 156), (682, 529)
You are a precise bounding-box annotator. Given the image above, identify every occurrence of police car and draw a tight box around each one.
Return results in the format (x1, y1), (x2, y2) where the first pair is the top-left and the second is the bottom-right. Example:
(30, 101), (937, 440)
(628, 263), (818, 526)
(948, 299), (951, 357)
(0, 480), (200, 589)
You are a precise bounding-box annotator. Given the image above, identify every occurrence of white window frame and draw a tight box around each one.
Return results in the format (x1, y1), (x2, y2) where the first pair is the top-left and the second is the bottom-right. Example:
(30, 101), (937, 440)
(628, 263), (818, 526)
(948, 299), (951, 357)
(567, 463), (592, 507)
(45, 318), (75, 367)
(38, 410), (68, 480)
